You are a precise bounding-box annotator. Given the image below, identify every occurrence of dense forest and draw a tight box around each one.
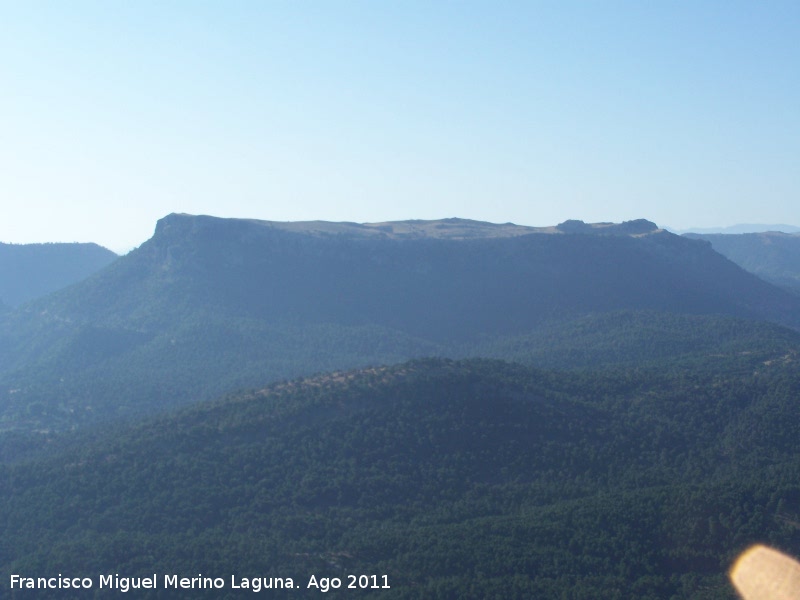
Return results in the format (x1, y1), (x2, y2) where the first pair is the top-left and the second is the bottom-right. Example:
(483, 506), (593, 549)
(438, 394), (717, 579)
(2, 353), (800, 598)
(3, 215), (800, 598)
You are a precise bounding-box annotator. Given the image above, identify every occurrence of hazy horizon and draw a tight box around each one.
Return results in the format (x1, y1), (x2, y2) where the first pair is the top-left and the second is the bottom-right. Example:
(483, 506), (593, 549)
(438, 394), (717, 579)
(2, 1), (798, 251)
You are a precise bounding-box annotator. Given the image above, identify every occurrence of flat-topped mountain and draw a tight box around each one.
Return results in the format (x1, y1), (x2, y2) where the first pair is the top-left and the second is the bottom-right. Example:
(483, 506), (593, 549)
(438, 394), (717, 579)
(0, 241), (117, 307)
(37, 213), (798, 330)
(1, 213), (799, 432)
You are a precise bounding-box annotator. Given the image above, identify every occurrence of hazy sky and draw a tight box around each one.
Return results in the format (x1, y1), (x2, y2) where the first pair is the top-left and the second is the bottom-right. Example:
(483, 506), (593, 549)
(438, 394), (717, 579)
(2, 1), (798, 251)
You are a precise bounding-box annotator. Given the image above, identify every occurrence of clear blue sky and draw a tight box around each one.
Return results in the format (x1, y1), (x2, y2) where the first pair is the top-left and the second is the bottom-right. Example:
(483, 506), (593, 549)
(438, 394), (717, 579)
(1, 1), (798, 251)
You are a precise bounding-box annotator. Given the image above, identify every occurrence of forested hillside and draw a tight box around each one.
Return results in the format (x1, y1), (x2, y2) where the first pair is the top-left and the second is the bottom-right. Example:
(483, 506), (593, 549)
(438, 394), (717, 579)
(2, 214), (800, 434)
(3, 215), (800, 598)
(464, 311), (800, 370)
(2, 357), (800, 598)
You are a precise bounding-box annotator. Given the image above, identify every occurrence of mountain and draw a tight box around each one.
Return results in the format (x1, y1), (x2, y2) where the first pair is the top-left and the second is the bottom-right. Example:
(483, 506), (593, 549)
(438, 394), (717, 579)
(21, 214), (800, 332)
(2, 213), (800, 432)
(0, 241), (117, 307)
(685, 232), (800, 294)
(2, 357), (800, 598)
(674, 224), (800, 234)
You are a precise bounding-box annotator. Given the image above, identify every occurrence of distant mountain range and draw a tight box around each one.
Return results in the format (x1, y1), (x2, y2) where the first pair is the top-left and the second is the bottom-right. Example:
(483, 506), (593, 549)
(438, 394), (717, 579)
(685, 232), (800, 295)
(0, 241), (117, 307)
(673, 224), (800, 234)
(1, 213), (800, 433)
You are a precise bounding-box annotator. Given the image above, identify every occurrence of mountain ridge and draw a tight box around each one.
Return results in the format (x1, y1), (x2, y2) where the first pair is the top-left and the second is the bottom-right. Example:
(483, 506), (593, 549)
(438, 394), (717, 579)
(26, 213), (799, 330)
(0, 241), (117, 307)
(675, 224), (800, 235)
(685, 232), (800, 295)
(2, 213), (800, 433)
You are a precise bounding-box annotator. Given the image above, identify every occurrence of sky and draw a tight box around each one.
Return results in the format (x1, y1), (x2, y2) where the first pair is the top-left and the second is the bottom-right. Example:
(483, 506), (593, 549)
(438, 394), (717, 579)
(1, 1), (798, 252)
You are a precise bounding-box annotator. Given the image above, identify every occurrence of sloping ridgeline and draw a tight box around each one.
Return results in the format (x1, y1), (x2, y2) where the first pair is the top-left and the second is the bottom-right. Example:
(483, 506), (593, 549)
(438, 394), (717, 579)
(685, 232), (800, 295)
(2, 358), (800, 598)
(0, 241), (117, 307)
(2, 214), (800, 433)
